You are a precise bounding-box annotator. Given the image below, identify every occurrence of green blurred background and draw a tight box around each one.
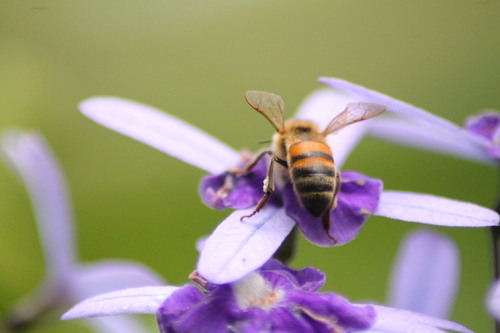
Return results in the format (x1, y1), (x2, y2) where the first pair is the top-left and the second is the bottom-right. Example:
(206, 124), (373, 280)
(0, 0), (499, 332)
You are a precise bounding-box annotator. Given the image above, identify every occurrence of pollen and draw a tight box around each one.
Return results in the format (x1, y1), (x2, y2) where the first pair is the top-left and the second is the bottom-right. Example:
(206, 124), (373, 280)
(216, 175), (234, 199)
(354, 179), (366, 186)
(233, 272), (283, 311)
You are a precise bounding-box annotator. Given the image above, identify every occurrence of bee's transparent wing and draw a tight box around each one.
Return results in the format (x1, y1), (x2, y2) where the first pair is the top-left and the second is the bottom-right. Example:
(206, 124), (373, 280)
(245, 91), (285, 133)
(322, 102), (386, 135)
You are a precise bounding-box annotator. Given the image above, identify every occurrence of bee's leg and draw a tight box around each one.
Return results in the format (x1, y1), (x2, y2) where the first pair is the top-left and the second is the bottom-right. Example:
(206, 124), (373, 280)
(322, 213), (337, 244)
(232, 150), (272, 175)
(240, 156), (277, 221)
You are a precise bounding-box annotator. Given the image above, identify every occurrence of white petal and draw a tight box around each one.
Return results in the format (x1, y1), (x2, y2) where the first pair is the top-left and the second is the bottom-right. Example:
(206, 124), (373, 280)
(86, 316), (153, 333)
(197, 206), (295, 284)
(369, 305), (473, 333)
(368, 117), (495, 165)
(375, 191), (499, 227)
(388, 229), (459, 319)
(294, 89), (373, 168)
(487, 279), (500, 321)
(320, 78), (460, 133)
(80, 97), (240, 174)
(320, 77), (493, 163)
(62, 286), (179, 319)
(72, 260), (166, 300)
(1, 130), (76, 278)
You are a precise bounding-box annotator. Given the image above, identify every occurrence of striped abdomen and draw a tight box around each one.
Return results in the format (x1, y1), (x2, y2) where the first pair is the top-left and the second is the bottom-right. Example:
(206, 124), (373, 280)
(288, 140), (338, 217)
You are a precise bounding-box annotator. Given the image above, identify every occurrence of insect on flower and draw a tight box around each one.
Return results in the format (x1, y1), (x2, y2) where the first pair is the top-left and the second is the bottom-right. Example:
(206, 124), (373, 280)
(239, 91), (386, 242)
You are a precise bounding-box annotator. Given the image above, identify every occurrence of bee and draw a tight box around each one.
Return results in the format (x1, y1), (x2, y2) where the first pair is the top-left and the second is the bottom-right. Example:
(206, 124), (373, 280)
(240, 91), (386, 242)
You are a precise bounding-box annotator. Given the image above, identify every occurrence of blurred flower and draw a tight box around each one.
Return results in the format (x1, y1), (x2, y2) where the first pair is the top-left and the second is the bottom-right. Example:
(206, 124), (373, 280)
(1, 130), (165, 333)
(487, 279), (500, 321)
(320, 77), (500, 165)
(79, 91), (499, 284)
(63, 259), (472, 333)
(387, 229), (459, 319)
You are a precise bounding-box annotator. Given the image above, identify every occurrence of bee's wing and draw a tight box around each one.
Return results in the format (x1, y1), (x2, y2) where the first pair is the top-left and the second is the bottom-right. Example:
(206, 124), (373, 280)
(322, 102), (386, 135)
(245, 91), (285, 133)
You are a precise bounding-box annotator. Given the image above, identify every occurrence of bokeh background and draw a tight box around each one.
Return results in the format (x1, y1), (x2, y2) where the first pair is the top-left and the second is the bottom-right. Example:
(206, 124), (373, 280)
(1, 0), (499, 332)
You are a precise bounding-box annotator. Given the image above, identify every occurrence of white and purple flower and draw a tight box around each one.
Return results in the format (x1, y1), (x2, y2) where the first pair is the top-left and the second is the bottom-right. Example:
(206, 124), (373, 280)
(62, 258), (472, 333)
(79, 89), (499, 284)
(320, 77), (500, 165)
(1, 130), (165, 333)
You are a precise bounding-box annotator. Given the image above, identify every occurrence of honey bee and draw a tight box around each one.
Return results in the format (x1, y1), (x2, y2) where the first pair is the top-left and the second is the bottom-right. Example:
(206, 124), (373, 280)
(240, 91), (386, 241)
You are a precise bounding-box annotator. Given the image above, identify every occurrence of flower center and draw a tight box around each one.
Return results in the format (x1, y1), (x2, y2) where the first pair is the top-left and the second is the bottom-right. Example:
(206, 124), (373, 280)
(232, 272), (283, 311)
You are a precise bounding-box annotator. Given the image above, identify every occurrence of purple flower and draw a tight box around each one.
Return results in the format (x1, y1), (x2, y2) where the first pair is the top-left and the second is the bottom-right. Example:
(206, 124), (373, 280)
(62, 259), (472, 333)
(79, 90), (499, 284)
(387, 229), (459, 319)
(1, 130), (165, 333)
(320, 77), (500, 164)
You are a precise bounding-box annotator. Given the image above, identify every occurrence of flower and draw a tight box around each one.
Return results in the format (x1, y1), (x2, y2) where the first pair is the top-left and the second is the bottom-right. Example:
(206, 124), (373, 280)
(387, 229), (459, 319)
(62, 259), (472, 333)
(1, 130), (165, 333)
(320, 77), (500, 165)
(79, 90), (499, 284)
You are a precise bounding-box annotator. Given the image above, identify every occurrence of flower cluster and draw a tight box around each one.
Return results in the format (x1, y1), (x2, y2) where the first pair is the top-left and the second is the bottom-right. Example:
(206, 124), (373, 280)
(4, 79), (499, 332)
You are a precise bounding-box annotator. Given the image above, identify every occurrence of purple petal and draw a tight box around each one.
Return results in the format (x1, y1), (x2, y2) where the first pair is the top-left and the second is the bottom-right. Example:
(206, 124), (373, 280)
(294, 89), (372, 168)
(369, 305), (473, 333)
(259, 260), (326, 292)
(465, 111), (500, 158)
(240, 307), (313, 332)
(80, 97), (240, 173)
(388, 229), (459, 319)
(487, 279), (500, 321)
(375, 191), (500, 227)
(465, 110), (500, 142)
(368, 117), (495, 164)
(62, 286), (179, 320)
(72, 260), (166, 300)
(199, 155), (268, 210)
(284, 171), (383, 247)
(158, 284), (237, 333)
(197, 206), (296, 284)
(286, 291), (376, 331)
(1, 130), (76, 279)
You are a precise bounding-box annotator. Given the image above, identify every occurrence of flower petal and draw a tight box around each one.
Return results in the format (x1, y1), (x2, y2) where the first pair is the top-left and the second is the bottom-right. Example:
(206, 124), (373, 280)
(1, 130), (76, 279)
(368, 117), (496, 165)
(388, 229), (459, 319)
(80, 97), (240, 173)
(199, 155), (268, 210)
(320, 78), (462, 133)
(157, 284), (231, 333)
(286, 291), (376, 331)
(320, 77), (494, 164)
(284, 171), (382, 247)
(86, 316), (153, 333)
(72, 260), (166, 300)
(375, 191), (499, 227)
(62, 286), (179, 320)
(487, 279), (500, 321)
(294, 89), (375, 168)
(197, 206), (296, 284)
(369, 305), (472, 333)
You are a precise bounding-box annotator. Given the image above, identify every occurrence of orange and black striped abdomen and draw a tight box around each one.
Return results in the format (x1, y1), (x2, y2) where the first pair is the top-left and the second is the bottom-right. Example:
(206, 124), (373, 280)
(288, 140), (337, 217)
